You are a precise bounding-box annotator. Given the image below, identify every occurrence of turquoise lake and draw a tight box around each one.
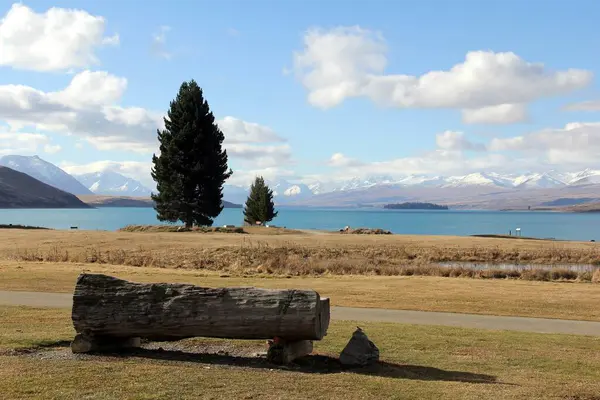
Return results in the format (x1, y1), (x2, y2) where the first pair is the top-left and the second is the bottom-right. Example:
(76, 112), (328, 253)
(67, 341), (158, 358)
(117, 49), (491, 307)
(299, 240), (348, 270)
(0, 207), (599, 241)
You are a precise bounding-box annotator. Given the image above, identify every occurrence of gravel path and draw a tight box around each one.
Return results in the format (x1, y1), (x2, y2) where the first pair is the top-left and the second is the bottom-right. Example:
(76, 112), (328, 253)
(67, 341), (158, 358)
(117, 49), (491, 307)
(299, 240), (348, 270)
(2, 290), (599, 336)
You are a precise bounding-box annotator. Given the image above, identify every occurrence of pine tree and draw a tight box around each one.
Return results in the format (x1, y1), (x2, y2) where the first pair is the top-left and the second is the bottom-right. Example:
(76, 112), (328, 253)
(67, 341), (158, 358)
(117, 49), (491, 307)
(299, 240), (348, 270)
(151, 80), (232, 228)
(244, 176), (278, 225)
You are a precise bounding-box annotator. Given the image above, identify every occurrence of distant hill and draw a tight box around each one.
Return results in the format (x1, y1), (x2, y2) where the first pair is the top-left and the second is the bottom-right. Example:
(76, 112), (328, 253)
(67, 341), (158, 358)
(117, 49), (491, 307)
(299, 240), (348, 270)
(0, 166), (91, 209)
(78, 195), (242, 209)
(0, 155), (92, 195)
(75, 171), (153, 197)
(384, 202), (449, 210)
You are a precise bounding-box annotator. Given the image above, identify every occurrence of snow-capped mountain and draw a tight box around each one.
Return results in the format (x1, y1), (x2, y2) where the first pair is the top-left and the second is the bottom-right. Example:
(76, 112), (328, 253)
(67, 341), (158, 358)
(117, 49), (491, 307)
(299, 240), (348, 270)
(397, 175), (446, 186)
(512, 172), (567, 188)
(220, 169), (600, 205)
(75, 171), (153, 197)
(442, 172), (514, 188)
(0, 155), (92, 195)
(332, 175), (397, 191)
(566, 169), (600, 186)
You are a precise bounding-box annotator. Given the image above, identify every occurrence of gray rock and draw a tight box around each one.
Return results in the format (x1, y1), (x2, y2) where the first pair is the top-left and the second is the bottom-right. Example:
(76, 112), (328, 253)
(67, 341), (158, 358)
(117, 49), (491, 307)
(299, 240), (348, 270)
(339, 327), (379, 366)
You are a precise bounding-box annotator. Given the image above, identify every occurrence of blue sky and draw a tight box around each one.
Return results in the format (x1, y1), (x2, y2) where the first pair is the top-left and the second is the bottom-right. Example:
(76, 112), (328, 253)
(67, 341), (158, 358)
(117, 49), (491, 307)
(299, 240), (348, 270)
(1, 0), (600, 187)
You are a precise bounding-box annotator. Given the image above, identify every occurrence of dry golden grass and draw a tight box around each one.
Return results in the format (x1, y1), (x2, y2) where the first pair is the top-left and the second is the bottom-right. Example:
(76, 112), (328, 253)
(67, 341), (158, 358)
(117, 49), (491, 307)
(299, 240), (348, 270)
(2, 261), (600, 321)
(0, 229), (599, 281)
(1, 305), (600, 399)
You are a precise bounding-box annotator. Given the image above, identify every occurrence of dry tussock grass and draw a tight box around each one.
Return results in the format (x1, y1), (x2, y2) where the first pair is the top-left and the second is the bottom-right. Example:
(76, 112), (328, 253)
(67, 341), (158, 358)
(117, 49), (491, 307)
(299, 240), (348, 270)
(119, 225), (246, 233)
(4, 239), (599, 282)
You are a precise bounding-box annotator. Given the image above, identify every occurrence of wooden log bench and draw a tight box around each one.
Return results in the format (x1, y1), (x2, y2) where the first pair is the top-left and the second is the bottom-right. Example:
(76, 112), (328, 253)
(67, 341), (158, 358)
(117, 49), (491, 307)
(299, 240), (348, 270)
(70, 273), (330, 363)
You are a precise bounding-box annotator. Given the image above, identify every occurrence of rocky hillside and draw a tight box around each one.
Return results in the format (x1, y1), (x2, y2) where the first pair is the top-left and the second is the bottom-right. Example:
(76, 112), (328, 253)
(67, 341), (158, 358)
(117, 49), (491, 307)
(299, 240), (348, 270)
(0, 155), (92, 195)
(0, 166), (91, 208)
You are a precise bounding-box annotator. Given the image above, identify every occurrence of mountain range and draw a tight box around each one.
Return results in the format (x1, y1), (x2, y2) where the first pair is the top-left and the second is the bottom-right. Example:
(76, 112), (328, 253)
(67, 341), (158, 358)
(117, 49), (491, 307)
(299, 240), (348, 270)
(76, 171), (153, 197)
(0, 155), (152, 197)
(0, 166), (89, 209)
(224, 170), (600, 207)
(0, 155), (92, 195)
(1, 155), (600, 209)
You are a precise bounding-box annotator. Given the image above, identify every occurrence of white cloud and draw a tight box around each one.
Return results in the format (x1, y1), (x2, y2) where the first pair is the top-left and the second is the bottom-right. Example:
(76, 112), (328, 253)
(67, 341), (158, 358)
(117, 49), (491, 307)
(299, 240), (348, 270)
(462, 103), (528, 124)
(215, 116), (292, 169)
(435, 131), (486, 151)
(0, 131), (51, 155)
(43, 144), (61, 154)
(226, 143), (292, 169)
(292, 26), (592, 114)
(227, 167), (296, 187)
(325, 149), (512, 180)
(101, 34), (120, 46)
(293, 26), (387, 109)
(328, 152), (364, 167)
(151, 25), (172, 59)
(0, 70), (163, 153)
(0, 3), (118, 71)
(218, 116), (285, 144)
(488, 122), (600, 167)
(51, 70), (127, 107)
(563, 100), (600, 112)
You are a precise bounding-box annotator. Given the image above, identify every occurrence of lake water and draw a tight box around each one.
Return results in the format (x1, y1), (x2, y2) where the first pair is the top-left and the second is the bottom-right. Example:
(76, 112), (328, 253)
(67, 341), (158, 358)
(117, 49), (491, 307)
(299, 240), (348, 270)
(1, 207), (599, 241)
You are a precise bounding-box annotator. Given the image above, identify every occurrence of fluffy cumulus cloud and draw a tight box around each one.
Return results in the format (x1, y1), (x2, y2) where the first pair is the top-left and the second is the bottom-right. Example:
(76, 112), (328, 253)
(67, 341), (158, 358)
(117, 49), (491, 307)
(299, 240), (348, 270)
(461, 103), (528, 125)
(323, 149), (512, 181)
(324, 121), (600, 181)
(563, 100), (600, 112)
(226, 167), (297, 187)
(218, 116), (285, 144)
(489, 122), (600, 166)
(292, 26), (592, 123)
(0, 131), (59, 155)
(55, 115), (295, 187)
(435, 131), (486, 151)
(0, 127), (64, 155)
(151, 25), (172, 59)
(217, 117), (293, 171)
(0, 70), (163, 153)
(0, 3), (118, 71)
(328, 152), (364, 167)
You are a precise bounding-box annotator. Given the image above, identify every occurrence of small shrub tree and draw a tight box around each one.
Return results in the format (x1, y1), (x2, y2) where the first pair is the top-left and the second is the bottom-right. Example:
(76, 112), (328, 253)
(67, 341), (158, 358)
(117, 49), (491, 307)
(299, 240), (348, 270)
(244, 176), (278, 225)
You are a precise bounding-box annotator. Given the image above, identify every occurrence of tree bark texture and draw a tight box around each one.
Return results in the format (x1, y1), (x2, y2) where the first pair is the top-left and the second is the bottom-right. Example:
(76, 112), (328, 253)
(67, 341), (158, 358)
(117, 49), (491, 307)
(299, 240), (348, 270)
(71, 274), (330, 342)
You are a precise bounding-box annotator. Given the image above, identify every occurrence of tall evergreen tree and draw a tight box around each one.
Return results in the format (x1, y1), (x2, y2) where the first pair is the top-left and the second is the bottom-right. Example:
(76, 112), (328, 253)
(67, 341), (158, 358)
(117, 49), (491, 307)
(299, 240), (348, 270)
(244, 176), (278, 225)
(151, 80), (232, 227)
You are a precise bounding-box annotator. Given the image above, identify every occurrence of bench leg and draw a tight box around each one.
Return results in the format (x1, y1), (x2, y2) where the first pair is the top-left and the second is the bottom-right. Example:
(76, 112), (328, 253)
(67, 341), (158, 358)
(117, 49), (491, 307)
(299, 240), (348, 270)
(71, 334), (141, 354)
(267, 339), (313, 364)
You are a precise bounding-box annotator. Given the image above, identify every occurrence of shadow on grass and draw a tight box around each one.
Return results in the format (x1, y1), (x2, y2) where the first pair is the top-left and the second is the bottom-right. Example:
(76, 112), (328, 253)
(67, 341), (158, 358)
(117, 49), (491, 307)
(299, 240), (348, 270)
(108, 348), (499, 384)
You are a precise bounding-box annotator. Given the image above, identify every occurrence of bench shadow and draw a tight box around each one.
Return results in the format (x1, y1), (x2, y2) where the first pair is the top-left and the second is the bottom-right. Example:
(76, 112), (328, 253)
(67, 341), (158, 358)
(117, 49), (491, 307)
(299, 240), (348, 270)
(110, 348), (498, 384)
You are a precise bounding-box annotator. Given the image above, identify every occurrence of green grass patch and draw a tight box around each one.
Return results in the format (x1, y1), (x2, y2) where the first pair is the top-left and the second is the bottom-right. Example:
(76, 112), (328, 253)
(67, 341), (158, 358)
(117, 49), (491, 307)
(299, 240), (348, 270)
(1, 306), (599, 399)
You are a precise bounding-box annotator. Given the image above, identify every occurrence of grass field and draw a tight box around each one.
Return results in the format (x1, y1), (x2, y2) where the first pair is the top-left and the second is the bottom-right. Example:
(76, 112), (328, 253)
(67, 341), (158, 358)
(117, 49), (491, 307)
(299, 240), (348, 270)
(0, 229), (599, 281)
(1, 306), (599, 399)
(2, 261), (600, 321)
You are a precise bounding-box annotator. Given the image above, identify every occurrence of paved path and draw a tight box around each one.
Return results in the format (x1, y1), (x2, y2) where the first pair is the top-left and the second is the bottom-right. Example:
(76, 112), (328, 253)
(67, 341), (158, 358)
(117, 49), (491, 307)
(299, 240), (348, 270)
(2, 290), (600, 336)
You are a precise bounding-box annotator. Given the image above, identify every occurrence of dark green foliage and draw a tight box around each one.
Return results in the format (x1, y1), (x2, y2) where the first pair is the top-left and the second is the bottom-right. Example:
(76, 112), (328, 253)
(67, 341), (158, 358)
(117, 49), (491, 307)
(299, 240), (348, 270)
(244, 176), (278, 225)
(384, 202), (449, 210)
(151, 80), (232, 227)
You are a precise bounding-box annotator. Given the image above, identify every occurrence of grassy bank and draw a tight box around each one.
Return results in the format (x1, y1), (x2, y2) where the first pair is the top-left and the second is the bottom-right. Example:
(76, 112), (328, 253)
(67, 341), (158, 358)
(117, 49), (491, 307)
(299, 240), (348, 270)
(3, 262), (600, 321)
(0, 224), (49, 230)
(0, 229), (598, 282)
(1, 306), (599, 399)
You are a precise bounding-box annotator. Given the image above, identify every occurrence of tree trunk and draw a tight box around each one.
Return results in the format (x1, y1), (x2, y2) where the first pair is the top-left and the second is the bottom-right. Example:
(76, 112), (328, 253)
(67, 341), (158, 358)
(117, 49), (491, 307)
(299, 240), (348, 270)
(71, 274), (330, 343)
